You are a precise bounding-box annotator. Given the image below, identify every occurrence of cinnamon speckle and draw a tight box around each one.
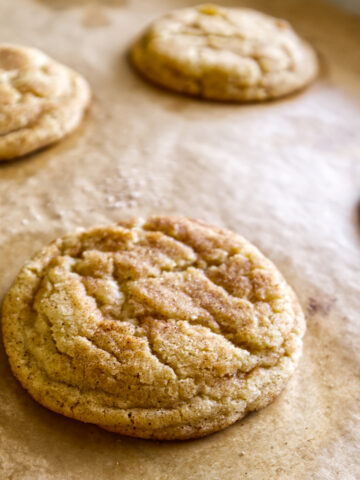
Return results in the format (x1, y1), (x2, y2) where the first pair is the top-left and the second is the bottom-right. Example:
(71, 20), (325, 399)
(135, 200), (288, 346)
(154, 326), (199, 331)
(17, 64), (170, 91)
(307, 296), (336, 316)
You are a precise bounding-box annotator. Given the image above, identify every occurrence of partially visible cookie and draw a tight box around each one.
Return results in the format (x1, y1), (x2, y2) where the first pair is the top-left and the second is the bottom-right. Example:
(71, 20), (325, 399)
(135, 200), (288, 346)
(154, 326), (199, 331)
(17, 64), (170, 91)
(1, 216), (305, 440)
(0, 44), (91, 160)
(130, 4), (318, 101)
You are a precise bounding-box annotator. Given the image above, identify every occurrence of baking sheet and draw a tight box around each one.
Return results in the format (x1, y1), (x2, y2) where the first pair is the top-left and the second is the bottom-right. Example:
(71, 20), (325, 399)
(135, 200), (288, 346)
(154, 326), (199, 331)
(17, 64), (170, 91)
(0, 0), (359, 478)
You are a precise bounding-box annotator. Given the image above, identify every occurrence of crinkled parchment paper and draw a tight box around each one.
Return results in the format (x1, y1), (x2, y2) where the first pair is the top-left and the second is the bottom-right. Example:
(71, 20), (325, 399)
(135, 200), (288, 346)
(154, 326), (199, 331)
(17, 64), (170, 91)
(0, 0), (359, 478)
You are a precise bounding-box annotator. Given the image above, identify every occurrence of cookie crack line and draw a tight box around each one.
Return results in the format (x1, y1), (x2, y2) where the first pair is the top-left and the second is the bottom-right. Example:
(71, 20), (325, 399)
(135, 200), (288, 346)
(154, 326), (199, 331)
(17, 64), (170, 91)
(159, 28), (295, 77)
(32, 267), (293, 393)
(77, 271), (257, 354)
(28, 299), (294, 405)
(32, 222), (291, 362)
(24, 329), (295, 411)
(142, 333), (178, 378)
(141, 222), (241, 263)
(32, 269), (294, 384)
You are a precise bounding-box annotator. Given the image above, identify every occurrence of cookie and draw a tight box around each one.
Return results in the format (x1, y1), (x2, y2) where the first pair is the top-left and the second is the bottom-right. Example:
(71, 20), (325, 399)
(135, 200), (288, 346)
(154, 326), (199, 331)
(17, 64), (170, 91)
(0, 44), (91, 160)
(1, 216), (305, 440)
(130, 4), (318, 101)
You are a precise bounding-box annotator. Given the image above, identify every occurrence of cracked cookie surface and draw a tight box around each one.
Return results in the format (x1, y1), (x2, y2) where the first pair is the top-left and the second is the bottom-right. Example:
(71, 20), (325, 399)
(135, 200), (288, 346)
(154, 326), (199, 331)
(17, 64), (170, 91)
(130, 4), (318, 101)
(0, 44), (91, 160)
(1, 216), (305, 439)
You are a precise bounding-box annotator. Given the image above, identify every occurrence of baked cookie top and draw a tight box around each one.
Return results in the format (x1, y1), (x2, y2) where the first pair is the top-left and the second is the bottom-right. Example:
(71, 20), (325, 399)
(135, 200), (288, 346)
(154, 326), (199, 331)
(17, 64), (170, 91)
(0, 44), (91, 160)
(2, 216), (305, 440)
(130, 4), (318, 101)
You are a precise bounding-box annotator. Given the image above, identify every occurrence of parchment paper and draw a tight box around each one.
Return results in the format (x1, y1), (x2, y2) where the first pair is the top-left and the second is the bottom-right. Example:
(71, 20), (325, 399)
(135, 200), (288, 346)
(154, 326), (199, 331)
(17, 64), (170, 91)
(0, 0), (359, 479)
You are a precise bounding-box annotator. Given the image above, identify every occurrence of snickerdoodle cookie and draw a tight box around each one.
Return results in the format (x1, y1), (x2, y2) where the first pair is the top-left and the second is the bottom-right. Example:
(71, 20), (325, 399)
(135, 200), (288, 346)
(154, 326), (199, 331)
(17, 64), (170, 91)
(2, 216), (305, 439)
(0, 44), (90, 160)
(130, 4), (318, 101)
